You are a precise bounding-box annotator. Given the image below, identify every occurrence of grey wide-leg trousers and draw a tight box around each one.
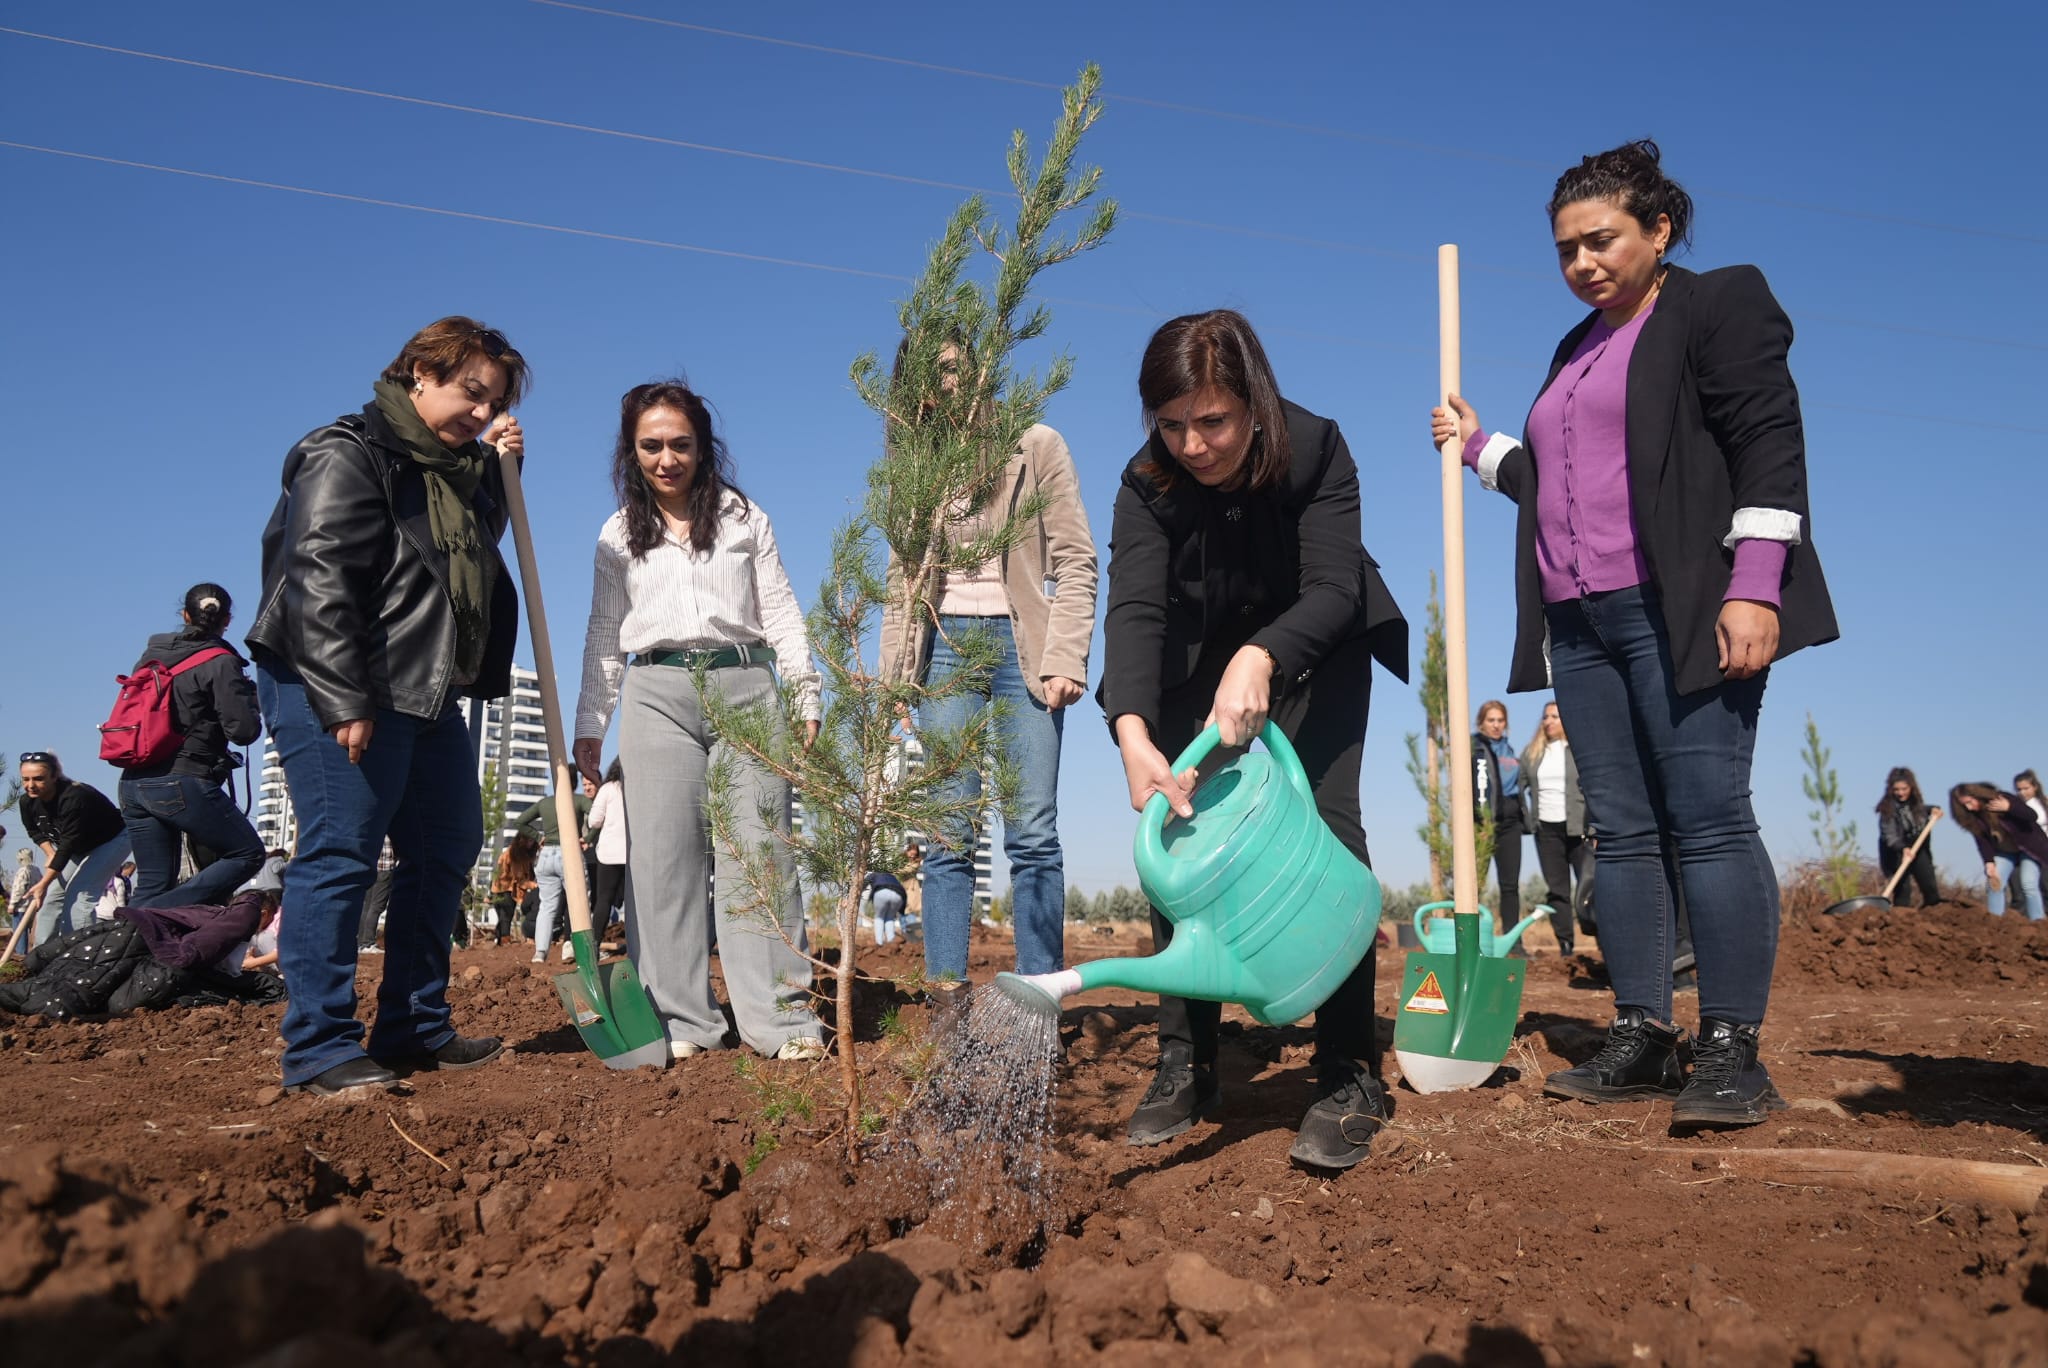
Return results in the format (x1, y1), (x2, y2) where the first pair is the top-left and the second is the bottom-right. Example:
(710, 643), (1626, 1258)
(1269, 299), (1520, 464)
(618, 661), (820, 1054)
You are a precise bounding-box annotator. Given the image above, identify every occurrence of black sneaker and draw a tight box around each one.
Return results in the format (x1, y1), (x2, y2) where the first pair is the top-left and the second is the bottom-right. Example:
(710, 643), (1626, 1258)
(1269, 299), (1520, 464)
(1125, 1060), (1220, 1146)
(1544, 1008), (1685, 1103)
(1288, 1062), (1387, 1170)
(285, 1056), (401, 1097)
(376, 1034), (505, 1073)
(1671, 1019), (1786, 1129)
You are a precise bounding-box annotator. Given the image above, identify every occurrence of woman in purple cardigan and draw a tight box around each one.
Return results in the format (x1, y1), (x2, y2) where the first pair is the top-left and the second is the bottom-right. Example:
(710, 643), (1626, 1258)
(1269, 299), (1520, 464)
(1949, 784), (2048, 921)
(1431, 141), (1838, 1131)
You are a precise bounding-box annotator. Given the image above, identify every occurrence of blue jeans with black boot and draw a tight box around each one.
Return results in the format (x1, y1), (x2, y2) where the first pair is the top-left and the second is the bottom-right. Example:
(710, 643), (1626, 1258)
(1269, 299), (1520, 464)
(258, 661), (503, 1094)
(1539, 588), (1787, 1128)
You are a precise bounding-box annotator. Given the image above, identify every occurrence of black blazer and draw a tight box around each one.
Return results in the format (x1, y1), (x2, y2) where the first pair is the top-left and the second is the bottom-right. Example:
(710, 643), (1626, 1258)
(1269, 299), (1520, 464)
(1097, 400), (1407, 738)
(1486, 264), (1838, 696)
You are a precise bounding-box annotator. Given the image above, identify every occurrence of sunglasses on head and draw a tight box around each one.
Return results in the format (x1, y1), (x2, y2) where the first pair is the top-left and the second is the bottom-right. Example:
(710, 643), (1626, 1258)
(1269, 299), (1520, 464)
(472, 327), (511, 360)
(20, 751), (54, 766)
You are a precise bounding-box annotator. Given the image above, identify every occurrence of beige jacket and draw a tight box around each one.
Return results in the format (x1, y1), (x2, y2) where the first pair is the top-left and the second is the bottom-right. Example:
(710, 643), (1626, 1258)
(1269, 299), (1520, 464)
(878, 423), (1098, 704)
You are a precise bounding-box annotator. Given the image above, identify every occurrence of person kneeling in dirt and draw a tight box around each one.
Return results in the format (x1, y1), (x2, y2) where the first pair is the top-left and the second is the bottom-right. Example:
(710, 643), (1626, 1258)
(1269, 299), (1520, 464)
(863, 869), (907, 946)
(1100, 310), (1408, 1170)
(0, 879), (284, 1020)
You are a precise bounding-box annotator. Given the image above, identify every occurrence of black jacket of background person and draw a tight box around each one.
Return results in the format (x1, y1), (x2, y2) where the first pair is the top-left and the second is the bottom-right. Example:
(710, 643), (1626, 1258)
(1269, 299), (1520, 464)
(120, 630), (263, 784)
(1097, 400), (1408, 738)
(21, 776), (125, 873)
(1482, 264), (1839, 696)
(246, 401), (520, 731)
(1877, 796), (1934, 854)
(1471, 735), (1524, 825)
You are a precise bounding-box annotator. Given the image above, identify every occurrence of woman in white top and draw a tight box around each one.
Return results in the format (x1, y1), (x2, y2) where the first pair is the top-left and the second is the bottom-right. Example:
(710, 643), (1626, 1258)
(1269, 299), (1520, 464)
(1520, 700), (1590, 956)
(573, 381), (826, 1062)
(2015, 770), (2048, 837)
(586, 758), (628, 939)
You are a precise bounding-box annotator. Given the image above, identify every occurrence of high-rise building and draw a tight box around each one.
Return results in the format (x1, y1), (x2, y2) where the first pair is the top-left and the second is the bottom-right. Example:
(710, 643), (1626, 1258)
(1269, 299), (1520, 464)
(252, 664), (551, 888)
(887, 729), (995, 915)
(464, 664), (550, 884)
(254, 736), (295, 852)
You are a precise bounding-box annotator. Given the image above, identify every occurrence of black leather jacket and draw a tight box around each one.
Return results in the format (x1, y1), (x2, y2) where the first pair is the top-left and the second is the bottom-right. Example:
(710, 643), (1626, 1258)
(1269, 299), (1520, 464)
(246, 401), (519, 730)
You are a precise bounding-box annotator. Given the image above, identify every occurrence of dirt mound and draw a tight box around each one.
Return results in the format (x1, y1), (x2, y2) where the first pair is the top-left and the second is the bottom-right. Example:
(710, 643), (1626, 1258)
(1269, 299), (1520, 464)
(4, 926), (2048, 1365)
(1776, 898), (2048, 989)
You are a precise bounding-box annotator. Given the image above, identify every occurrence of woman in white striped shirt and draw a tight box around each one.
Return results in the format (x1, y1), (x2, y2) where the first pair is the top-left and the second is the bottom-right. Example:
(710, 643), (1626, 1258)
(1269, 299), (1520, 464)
(572, 380), (827, 1062)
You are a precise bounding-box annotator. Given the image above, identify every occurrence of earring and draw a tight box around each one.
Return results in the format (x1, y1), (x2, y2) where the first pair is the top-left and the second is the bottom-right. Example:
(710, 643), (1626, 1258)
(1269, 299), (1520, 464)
(1253, 423), (1262, 433)
(412, 383), (424, 395)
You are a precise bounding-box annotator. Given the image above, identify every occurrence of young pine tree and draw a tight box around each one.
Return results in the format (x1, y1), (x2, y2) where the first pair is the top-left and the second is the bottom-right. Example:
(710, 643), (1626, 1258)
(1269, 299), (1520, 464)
(1801, 712), (1861, 902)
(698, 67), (1116, 1156)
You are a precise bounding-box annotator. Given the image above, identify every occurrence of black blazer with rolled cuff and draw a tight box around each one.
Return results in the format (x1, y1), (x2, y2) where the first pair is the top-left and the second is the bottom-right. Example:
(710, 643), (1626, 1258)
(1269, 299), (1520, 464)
(1476, 264), (1838, 697)
(1097, 400), (1408, 740)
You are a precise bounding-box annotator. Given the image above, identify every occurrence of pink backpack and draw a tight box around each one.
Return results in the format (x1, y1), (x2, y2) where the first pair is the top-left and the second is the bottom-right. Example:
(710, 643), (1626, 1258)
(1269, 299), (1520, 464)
(98, 648), (232, 767)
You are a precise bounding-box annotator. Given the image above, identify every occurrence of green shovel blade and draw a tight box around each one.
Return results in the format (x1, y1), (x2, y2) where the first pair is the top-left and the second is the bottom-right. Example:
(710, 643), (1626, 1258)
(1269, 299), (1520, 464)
(1390, 917), (1527, 1093)
(552, 930), (669, 1070)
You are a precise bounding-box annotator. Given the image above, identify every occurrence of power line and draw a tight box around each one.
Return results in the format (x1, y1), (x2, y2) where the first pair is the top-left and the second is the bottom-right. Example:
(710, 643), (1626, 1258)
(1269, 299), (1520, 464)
(21, 22), (2048, 335)
(0, 139), (911, 282)
(527, 0), (2048, 248)
(4, 137), (2040, 437)
(0, 25), (1542, 281)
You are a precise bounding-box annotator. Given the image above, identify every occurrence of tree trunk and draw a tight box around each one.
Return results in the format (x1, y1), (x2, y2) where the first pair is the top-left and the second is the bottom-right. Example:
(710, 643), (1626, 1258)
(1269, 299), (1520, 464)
(837, 884), (863, 1160)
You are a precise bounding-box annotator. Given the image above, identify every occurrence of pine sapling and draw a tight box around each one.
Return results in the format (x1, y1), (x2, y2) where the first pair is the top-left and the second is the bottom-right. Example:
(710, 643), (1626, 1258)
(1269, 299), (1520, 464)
(699, 66), (1116, 1157)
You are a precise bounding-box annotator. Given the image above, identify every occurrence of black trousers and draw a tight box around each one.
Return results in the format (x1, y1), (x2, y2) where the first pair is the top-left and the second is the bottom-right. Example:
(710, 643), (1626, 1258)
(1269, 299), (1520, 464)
(1148, 634), (1378, 1075)
(1879, 843), (1940, 907)
(591, 860), (626, 927)
(1487, 805), (1525, 933)
(358, 862), (394, 948)
(1533, 819), (1590, 946)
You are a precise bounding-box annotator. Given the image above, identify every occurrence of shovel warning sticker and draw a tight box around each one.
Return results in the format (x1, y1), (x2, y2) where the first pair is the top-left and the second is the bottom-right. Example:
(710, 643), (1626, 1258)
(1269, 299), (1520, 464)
(1403, 971), (1449, 1014)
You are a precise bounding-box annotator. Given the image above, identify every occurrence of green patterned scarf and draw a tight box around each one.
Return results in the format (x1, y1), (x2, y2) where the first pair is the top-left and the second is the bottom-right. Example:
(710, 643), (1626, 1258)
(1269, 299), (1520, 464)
(372, 380), (495, 681)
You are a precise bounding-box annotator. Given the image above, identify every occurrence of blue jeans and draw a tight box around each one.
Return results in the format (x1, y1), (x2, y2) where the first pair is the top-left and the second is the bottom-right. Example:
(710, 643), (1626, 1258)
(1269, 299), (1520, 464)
(257, 659), (482, 1085)
(1546, 587), (1778, 1027)
(119, 774), (266, 909)
(918, 615), (1066, 979)
(868, 887), (905, 945)
(533, 844), (565, 957)
(35, 834), (131, 945)
(1990, 854), (2045, 920)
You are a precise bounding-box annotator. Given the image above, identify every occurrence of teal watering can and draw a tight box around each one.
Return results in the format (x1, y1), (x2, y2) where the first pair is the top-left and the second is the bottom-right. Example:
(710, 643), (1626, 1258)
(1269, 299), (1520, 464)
(1411, 900), (1551, 957)
(996, 721), (1380, 1023)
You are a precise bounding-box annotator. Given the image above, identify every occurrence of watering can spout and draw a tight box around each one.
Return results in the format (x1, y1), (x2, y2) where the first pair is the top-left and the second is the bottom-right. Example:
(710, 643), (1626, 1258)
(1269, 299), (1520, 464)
(1494, 905), (1553, 954)
(993, 969), (1084, 1015)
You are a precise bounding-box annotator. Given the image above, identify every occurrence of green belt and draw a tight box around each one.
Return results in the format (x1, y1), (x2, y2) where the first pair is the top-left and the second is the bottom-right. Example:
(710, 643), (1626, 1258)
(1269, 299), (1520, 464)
(633, 644), (776, 670)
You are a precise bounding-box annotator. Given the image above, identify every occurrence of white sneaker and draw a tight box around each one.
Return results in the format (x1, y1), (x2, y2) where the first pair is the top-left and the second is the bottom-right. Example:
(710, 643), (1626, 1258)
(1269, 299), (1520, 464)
(775, 1036), (828, 1062)
(670, 1040), (704, 1060)
(530, 954), (545, 964)
(560, 945), (575, 962)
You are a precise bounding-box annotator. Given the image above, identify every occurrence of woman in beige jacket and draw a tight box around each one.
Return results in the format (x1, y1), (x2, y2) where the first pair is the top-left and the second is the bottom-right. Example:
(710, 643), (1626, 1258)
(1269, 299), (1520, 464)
(880, 411), (1098, 985)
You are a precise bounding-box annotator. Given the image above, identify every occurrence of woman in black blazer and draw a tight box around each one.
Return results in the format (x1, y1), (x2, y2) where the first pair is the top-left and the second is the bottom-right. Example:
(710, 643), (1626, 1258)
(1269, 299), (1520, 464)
(1431, 141), (1837, 1130)
(1100, 309), (1406, 1171)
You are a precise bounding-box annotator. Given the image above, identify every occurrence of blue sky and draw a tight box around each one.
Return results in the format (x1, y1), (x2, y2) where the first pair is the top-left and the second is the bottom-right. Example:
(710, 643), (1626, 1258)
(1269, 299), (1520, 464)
(2, 0), (2042, 897)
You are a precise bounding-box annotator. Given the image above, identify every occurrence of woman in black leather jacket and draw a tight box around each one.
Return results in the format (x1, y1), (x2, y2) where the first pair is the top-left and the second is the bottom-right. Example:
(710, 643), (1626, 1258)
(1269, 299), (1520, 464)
(246, 315), (527, 1097)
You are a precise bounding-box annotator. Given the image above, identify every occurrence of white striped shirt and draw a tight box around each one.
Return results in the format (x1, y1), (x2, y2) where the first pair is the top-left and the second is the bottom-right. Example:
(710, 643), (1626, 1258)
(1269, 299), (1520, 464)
(574, 494), (822, 738)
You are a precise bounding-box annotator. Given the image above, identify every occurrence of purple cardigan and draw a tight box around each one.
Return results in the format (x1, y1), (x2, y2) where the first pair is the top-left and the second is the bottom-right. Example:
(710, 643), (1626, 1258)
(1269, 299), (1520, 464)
(116, 887), (265, 970)
(1464, 300), (1787, 607)
(1963, 794), (2048, 867)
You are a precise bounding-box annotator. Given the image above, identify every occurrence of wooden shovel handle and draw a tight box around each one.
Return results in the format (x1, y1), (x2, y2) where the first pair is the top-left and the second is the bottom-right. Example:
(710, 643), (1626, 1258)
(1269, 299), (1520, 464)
(494, 445), (598, 941)
(1879, 808), (1942, 901)
(1439, 244), (1480, 919)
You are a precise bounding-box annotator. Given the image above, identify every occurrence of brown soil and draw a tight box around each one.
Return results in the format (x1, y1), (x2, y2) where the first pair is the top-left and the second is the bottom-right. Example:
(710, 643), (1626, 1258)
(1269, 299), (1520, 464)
(3, 899), (2046, 1367)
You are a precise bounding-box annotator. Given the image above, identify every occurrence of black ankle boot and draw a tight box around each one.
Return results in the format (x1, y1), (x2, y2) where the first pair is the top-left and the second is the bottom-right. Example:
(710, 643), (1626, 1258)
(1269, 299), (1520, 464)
(1671, 1019), (1786, 1129)
(1288, 1060), (1387, 1170)
(1125, 1059), (1220, 1146)
(1544, 1008), (1685, 1103)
